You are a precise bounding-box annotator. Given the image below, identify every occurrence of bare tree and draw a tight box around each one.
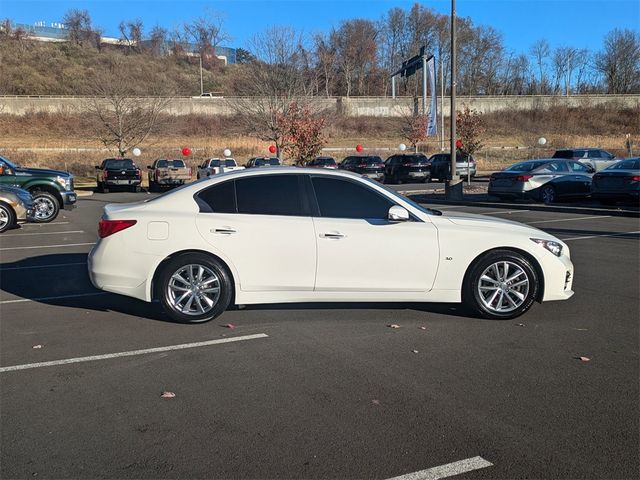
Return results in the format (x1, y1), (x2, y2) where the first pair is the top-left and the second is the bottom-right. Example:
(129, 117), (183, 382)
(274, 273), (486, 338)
(231, 26), (316, 158)
(85, 62), (170, 157)
(184, 9), (230, 67)
(530, 39), (550, 94)
(62, 9), (98, 47)
(147, 25), (168, 56)
(314, 33), (337, 97)
(595, 28), (640, 94)
(333, 19), (378, 97)
(118, 19), (144, 53)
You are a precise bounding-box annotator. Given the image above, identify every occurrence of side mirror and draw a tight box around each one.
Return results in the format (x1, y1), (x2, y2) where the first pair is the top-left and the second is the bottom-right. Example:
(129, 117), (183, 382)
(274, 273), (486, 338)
(94, 165), (100, 169)
(587, 165), (596, 173)
(147, 165), (152, 169)
(388, 205), (410, 222)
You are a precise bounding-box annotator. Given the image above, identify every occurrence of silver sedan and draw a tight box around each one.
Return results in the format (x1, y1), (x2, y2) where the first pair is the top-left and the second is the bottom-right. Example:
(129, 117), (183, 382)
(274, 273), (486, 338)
(488, 159), (595, 204)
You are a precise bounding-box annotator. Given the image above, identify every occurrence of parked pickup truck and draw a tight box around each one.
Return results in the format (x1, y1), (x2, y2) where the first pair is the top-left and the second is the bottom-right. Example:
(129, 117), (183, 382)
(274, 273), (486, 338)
(196, 158), (244, 179)
(147, 159), (192, 191)
(0, 155), (76, 223)
(95, 158), (142, 193)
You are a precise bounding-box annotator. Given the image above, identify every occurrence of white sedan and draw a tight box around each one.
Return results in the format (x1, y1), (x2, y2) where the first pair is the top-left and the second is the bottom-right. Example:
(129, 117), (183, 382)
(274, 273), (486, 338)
(88, 168), (574, 323)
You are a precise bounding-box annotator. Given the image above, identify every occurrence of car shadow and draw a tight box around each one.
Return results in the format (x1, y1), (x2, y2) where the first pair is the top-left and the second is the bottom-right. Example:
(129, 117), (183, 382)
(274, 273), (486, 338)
(1, 254), (477, 323)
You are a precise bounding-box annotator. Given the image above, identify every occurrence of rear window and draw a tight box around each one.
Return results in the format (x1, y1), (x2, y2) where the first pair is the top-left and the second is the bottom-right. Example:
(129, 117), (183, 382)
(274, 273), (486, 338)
(316, 157), (336, 166)
(552, 150), (573, 159)
(607, 159), (640, 170)
(256, 158), (280, 166)
(104, 159), (135, 169)
(364, 156), (383, 165)
(506, 161), (549, 172)
(157, 160), (185, 168)
(403, 155), (428, 164)
(224, 159), (237, 167)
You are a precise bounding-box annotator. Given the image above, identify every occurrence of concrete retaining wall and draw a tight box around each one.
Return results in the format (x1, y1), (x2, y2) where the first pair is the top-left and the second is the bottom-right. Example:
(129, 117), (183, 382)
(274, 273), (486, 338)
(1, 94), (638, 117)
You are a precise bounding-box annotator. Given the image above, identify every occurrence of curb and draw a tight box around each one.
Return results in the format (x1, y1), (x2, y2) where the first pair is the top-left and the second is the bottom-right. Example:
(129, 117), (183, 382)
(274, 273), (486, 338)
(402, 192), (640, 218)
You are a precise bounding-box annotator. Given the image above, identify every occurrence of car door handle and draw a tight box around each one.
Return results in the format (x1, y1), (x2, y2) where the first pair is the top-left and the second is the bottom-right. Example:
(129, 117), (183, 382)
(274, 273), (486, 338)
(211, 227), (236, 234)
(320, 232), (345, 239)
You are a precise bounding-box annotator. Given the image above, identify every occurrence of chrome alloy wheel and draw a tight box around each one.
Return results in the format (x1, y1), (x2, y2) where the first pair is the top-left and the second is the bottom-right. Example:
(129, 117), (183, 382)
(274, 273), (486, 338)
(167, 264), (221, 316)
(0, 207), (9, 230)
(477, 261), (530, 313)
(33, 196), (56, 221)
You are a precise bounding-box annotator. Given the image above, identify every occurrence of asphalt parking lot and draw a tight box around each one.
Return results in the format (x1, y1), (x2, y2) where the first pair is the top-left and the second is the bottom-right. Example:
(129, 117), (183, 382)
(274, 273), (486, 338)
(1, 188), (639, 479)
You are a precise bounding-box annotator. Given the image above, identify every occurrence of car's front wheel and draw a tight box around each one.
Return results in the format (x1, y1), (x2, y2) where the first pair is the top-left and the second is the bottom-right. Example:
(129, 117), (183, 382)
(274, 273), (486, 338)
(158, 253), (233, 323)
(463, 250), (539, 320)
(540, 185), (556, 204)
(0, 201), (16, 233)
(31, 191), (60, 223)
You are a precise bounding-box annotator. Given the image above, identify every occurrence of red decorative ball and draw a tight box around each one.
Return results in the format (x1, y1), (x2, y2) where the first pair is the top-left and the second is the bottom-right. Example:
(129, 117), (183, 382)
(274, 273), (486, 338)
(455, 139), (463, 149)
(268, 145), (277, 154)
(355, 144), (363, 153)
(181, 147), (191, 157)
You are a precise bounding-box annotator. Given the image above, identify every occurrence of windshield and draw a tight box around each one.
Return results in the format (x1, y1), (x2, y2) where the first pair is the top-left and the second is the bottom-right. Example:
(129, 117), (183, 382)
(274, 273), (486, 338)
(364, 157), (383, 165)
(607, 159), (640, 170)
(506, 161), (549, 172)
(104, 159), (135, 169)
(0, 156), (18, 169)
(225, 159), (237, 167)
(317, 158), (336, 165)
(256, 158), (280, 166)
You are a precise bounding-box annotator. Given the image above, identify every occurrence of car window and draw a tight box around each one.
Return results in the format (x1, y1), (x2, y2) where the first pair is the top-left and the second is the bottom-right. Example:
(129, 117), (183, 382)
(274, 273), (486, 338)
(236, 174), (304, 216)
(171, 160), (186, 168)
(538, 161), (569, 173)
(587, 150), (601, 158)
(552, 150), (572, 159)
(365, 156), (383, 165)
(607, 159), (640, 170)
(196, 180), (236, 214)
(570, 162), (591, 173)
(574, 150), (586, 158)
(156, 160), (168, 168)
(311, 177), (395, 220)
(209, 159), (221, 167)
(506, 161), (547, 172)
(104, 159), (135, 169)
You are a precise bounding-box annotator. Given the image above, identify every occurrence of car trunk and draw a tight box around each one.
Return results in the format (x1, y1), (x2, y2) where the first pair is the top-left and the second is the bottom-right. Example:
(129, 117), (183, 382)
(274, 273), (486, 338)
(593, 171), (640, 189)
(489, 171), (530, 187)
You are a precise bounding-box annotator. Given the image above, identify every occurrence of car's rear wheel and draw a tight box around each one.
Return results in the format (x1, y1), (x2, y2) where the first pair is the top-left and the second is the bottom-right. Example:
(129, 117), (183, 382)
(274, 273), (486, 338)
(158, 253), (233, 324)
(540, 185), (556, 204)
(31, 191), (59, 223)
(0, 201), (16, 233)
(463, 250), (539, 320)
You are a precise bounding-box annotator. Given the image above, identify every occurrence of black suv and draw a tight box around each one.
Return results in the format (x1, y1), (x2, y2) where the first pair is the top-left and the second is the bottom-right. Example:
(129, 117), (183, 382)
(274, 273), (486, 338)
(383, 154), (430, 184)
(306, 156), (338, 169)
(429, 152), (476, 181)
(339, 155), (385, 181)
(95, 158), (142, 193)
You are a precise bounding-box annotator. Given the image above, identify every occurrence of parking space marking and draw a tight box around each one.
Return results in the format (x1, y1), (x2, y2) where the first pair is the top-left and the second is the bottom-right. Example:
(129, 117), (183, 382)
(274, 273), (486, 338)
(481, 209), (530, 215)
(21, 221), (70, 227)
(0, 292), (105, 305)
(0, 242), (95, 251)
(0, 230), (85, 237)
(386, 456), (493, 480)
(529, 215), (612, 224)
(562, 230), (640, 241)
(0, 334), (269, 373)
(0, 262), (87, 271)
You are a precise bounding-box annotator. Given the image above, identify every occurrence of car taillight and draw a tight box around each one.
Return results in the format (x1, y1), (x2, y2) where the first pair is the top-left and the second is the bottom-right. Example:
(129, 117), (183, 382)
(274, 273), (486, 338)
(357, 163), (366, 168)
(403, 163), (413, 167)
(98, 219), (137, 238)
(516, 175), (532, 182)
(103, 170), (108, 179)
(136, 169), (141, 178)
(631, 176), (640, 182)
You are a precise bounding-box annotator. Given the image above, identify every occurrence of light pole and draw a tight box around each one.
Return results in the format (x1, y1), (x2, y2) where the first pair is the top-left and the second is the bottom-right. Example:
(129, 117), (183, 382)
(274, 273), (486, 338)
(199, 54), (204, 96)
(445, 0), (463, 199)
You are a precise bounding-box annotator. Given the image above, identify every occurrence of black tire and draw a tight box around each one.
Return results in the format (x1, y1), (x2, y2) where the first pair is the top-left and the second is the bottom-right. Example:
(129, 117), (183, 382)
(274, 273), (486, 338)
(394, 172), (402, 184)
(98, 182), (109, 193)
(96, 181), (103, 193)
(540, 185), (556, 204)
(149, 180), (157, 192)
(131, 185), (141, 193)
(157, 253), (233, 324)
(31, 191), (60, 223)
(0, 201), (16, 233)
(599, 198), (617, 206)
(463, 249), (539, 320)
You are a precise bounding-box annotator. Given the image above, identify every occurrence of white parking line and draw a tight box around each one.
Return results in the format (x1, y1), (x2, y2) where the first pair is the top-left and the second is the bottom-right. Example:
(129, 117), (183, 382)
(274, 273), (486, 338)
(529, 215), (611, 224)
(0, 262), (87, 271)
(386, 456), (493, 480)
(481, 209), (530, 215)
(21, 221), (70, 227)
(0, 292), (105, 305)
(0, 334), (270, 373)
(0, 242), (94, 251)
(0, 230), (85, 237)
(562, 230), (640, 241)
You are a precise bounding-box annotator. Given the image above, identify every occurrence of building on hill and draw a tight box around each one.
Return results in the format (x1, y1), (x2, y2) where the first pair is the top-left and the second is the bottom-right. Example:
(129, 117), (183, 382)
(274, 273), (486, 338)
(4, 21), (237, 64)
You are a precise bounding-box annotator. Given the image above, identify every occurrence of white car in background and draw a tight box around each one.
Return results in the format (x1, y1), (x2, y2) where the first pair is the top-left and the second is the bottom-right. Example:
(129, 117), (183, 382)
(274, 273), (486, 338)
(88, 168), (574, 324)
(196, 158), (244, 179)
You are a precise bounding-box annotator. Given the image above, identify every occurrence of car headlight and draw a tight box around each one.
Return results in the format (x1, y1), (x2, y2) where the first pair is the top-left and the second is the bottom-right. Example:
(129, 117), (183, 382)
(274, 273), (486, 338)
(531, 238), (563, 257)
(55, 176), (69, 189)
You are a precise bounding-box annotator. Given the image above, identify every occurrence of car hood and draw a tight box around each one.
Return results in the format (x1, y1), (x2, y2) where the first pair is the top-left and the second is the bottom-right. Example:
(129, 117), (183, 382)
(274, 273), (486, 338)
(15, 167), (70, 177)
(441, 211), (551, 236)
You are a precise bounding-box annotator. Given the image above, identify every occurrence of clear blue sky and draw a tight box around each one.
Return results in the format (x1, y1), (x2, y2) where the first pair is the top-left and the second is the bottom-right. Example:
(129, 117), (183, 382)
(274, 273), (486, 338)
(1, 0), (638, 53)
